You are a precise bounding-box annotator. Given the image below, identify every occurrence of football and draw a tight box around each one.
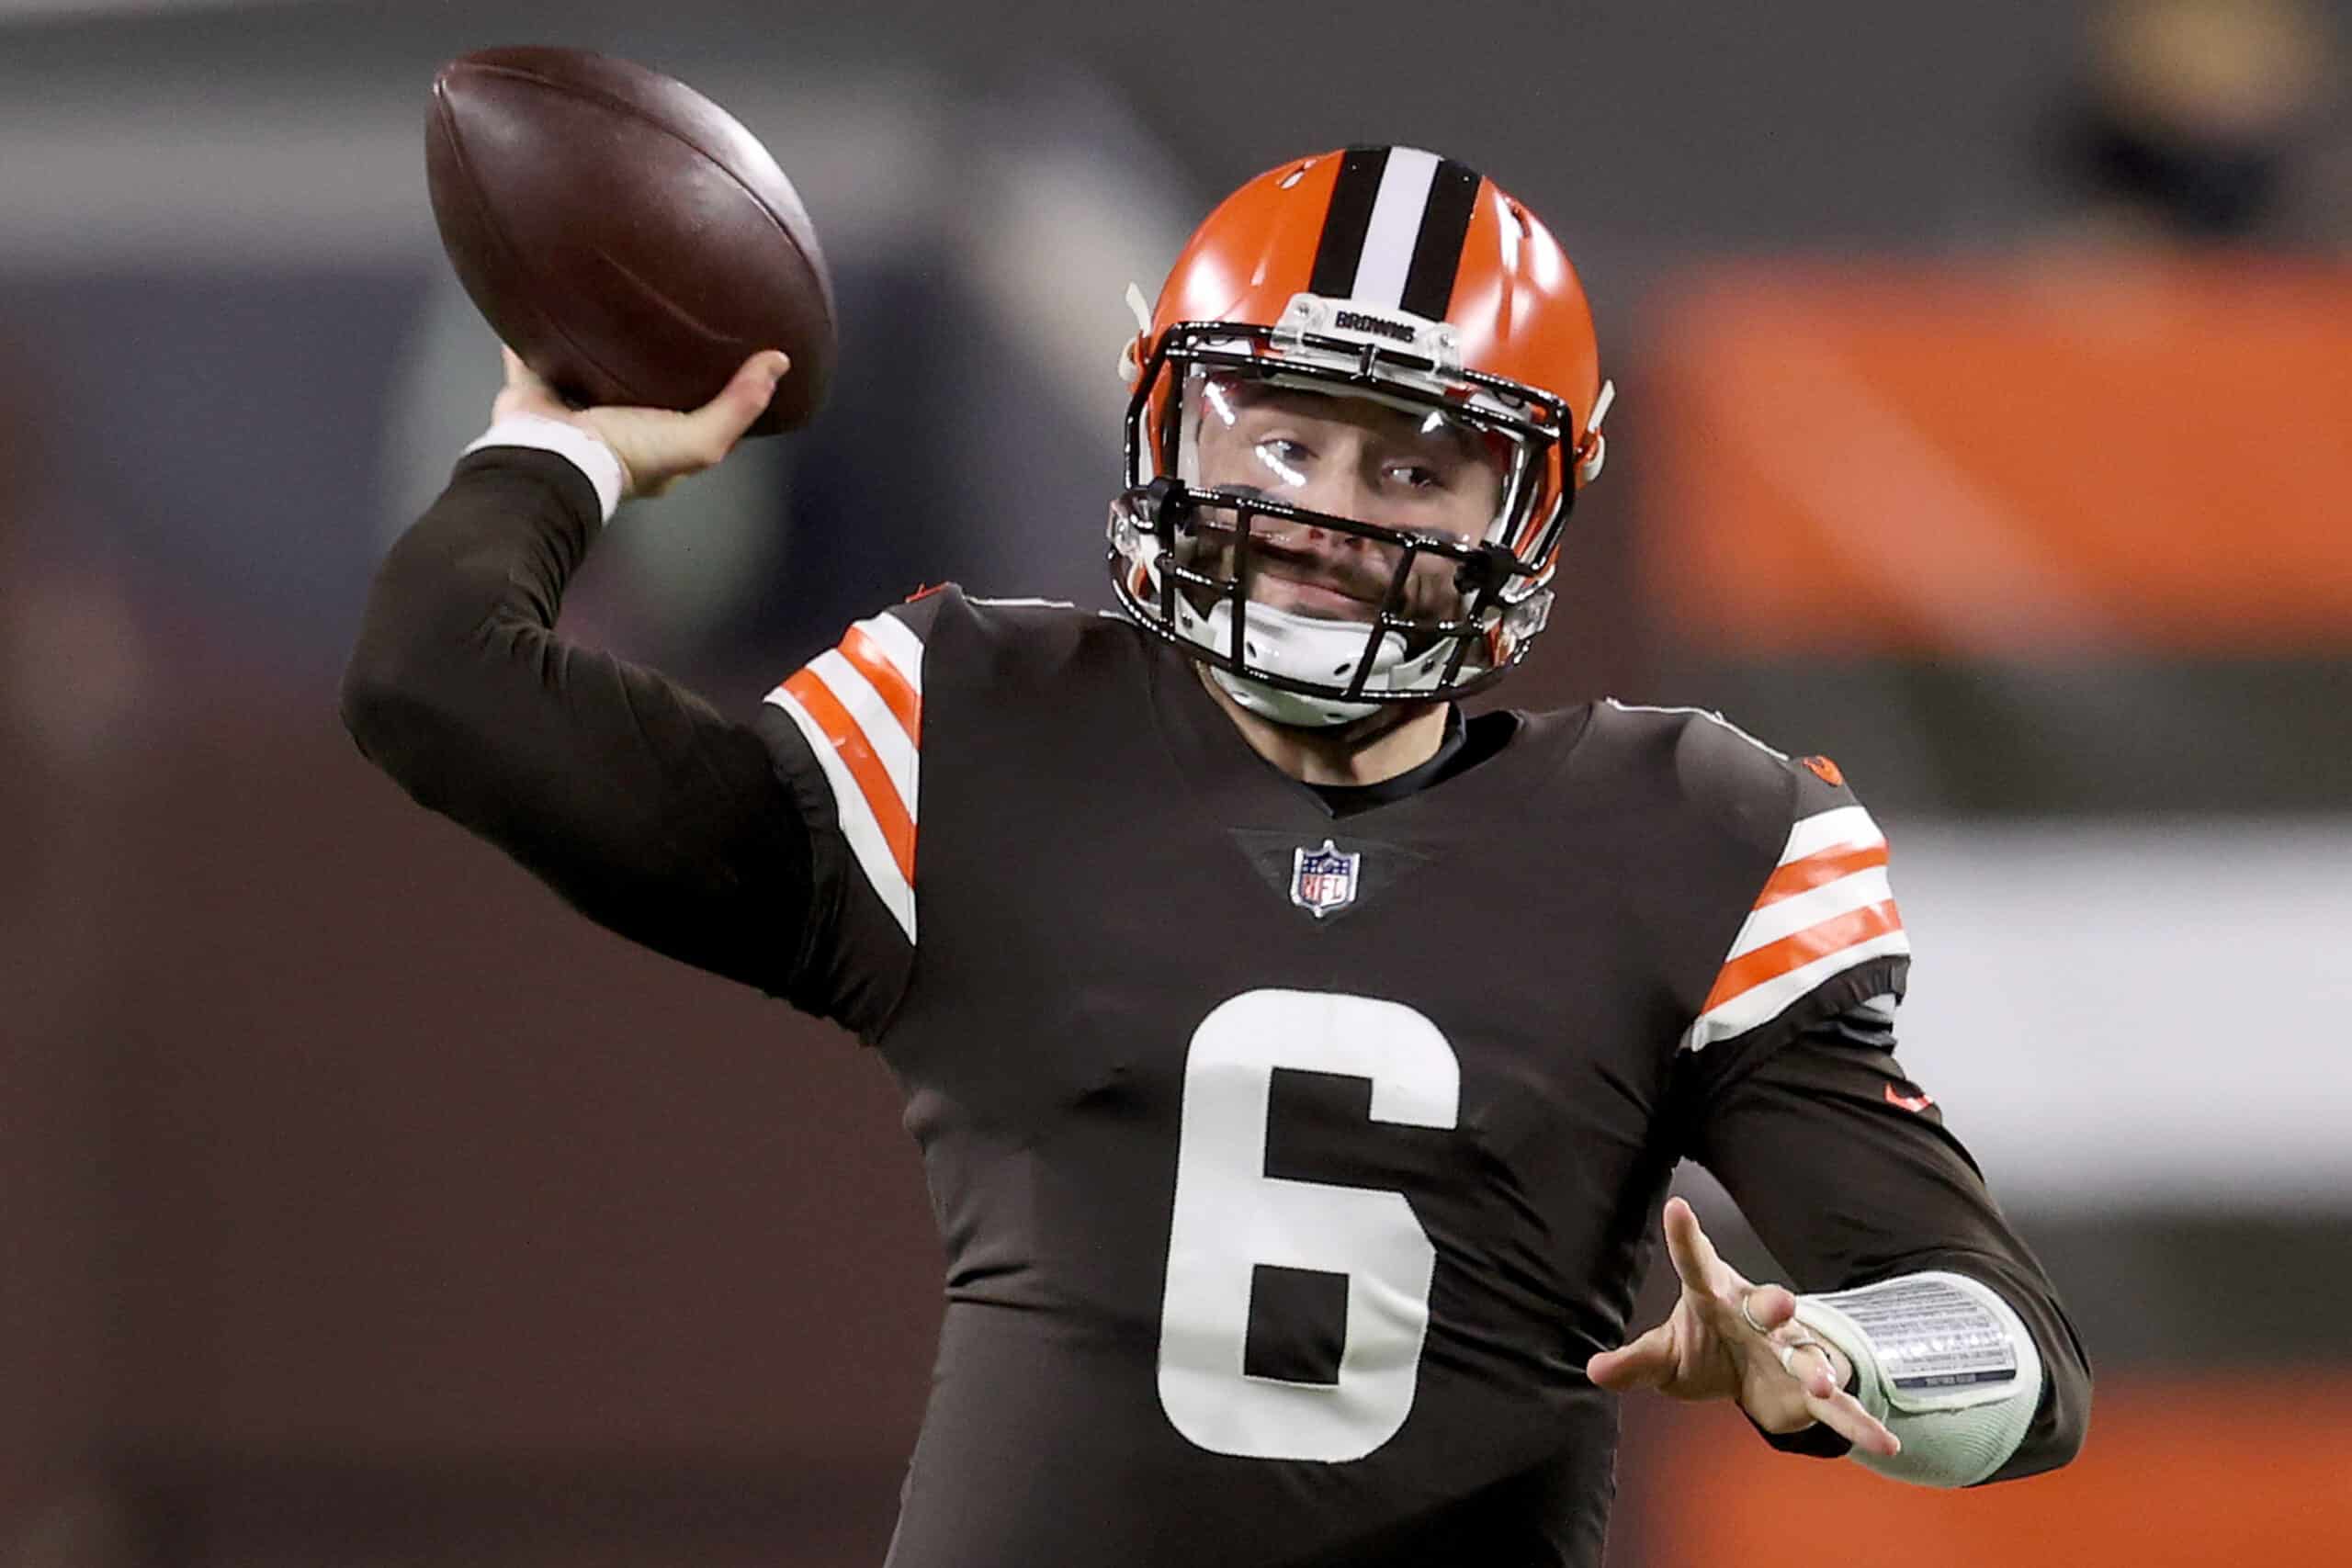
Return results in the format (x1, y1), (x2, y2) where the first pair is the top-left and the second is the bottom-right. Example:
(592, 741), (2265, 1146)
(424, 46), (834, 435)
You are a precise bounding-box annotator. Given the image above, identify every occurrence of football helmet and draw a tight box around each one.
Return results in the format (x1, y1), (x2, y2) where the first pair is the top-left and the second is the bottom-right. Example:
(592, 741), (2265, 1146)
(1109, 146), (1611, 727)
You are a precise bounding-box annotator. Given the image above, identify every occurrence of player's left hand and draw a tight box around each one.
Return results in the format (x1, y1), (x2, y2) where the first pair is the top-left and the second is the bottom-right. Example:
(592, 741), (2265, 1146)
(1585, 1197), (1899, 1458)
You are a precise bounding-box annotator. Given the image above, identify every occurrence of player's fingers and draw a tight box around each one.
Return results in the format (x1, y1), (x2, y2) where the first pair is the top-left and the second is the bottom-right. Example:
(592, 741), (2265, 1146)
(492, 344), (552, 417)
(1776, 1333), (1843, 1402)
(689, 350), (790, 453)
(1585, 1322), (1677, 1393)
(1661, 1198), (1732, 1303)
(1740, 1282), (1799, 1338)
(1804, 1376), (1901, 1458)
(610, 352), (786, 489)
(498, 343), (569, 400)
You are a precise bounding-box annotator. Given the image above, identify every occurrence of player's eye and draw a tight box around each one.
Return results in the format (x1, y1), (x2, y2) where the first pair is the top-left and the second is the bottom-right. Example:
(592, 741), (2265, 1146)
(1387, 462), (1443, 491)
(1253, 438), (1310, 486)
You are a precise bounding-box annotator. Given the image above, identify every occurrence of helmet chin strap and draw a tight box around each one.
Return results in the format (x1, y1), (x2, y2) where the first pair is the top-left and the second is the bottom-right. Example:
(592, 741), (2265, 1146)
(1182, 595), (1454, 728)
(1206, 663), (1380, 728)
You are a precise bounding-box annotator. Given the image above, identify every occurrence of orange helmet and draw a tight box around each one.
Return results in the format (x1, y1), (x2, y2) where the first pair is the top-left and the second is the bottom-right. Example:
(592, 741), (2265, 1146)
(1109, 145), (1611, 725)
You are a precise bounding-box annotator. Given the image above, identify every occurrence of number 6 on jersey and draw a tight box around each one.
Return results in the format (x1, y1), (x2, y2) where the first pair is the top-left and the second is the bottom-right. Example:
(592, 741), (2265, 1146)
(1157, 989), (1462, 1462)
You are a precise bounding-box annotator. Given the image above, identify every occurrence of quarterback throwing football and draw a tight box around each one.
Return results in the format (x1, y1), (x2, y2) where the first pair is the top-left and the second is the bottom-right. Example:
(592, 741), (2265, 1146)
(345, 147), (2088, 1566)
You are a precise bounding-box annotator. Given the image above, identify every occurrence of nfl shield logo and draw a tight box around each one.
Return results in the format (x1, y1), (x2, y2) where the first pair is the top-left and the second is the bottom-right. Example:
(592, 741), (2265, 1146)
(1290, 839), (1362, 919)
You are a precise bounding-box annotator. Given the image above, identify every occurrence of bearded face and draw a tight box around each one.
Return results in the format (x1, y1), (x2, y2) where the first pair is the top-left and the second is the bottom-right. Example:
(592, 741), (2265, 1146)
(1182, 376), (1509, 626)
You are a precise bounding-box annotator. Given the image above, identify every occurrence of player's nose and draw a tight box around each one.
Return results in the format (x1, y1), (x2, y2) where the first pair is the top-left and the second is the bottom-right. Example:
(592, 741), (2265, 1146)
(1272, 468), (1377, 551)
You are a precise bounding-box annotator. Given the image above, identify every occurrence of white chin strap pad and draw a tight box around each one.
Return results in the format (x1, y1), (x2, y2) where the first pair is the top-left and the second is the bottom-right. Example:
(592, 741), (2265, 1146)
(1180, 597), (1453, 728)
(1793, 1270), (2044, 1488)
(1207, 664), (1378, 728)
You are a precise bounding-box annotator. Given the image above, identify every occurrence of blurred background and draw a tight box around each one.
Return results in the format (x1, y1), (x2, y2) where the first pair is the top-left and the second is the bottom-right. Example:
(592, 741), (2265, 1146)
(4, 0), (2348, 1562)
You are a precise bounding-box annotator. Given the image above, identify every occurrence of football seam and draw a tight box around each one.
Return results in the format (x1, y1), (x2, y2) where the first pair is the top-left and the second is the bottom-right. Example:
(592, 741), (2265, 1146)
(454, 61), (832, 327)
(432, 77), (642, 405)
(589, 243), (735, 344)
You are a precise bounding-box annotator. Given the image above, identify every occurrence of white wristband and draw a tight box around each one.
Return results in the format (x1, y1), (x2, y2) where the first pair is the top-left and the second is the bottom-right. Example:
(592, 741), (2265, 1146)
(1794, 1270), (2044, 1488)
(463, 414), (625, 525)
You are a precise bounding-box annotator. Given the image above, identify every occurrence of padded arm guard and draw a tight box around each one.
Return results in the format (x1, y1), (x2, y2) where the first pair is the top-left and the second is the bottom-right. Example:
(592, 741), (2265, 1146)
(1794, 1270), (2044, 1488)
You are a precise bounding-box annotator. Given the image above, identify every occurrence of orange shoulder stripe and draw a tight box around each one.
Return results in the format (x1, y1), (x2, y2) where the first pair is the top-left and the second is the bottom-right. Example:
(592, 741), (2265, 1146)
(1752, 841), (1889, 909)
(839, 623), (922, 745)
(1702, 899), (1904, 1011)
(783, 668), (916, 884)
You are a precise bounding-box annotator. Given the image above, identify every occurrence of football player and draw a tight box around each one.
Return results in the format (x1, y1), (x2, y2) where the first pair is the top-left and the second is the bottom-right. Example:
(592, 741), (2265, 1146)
(345, 146), (2088, 1566)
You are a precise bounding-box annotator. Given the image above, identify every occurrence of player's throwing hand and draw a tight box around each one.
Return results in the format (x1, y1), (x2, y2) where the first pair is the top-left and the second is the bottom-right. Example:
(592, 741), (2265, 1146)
(492, 344), (789, 501)
(1585, 1197), (1901, 1458)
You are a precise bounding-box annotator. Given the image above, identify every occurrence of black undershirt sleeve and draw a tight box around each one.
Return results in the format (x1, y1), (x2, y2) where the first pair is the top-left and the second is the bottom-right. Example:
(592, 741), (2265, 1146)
(339, 446), (820, 998)
(1679, 1009), (2094, 1483)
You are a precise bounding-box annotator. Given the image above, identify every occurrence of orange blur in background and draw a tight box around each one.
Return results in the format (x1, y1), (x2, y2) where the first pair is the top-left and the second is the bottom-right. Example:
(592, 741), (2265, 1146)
(1640, 1372), (2352, 1567)
(1646, 264), (2352, 657)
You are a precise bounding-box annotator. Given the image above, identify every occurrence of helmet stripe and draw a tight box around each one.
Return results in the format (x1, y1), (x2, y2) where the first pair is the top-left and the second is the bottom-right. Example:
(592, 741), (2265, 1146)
(1346, 147), (1442, 309)
(1305, 147), (1484, 320)
(1306, 146), (1390, 299)
(1397, 160), (1482, 321)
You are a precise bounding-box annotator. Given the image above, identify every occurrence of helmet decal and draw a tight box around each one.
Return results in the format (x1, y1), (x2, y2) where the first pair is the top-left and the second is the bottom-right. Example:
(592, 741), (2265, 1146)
(1306, 147), (1485, 321)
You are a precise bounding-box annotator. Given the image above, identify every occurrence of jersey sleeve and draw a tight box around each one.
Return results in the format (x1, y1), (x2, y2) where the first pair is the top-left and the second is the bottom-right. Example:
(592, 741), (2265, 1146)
(342, 446), (820, 999)
(1681, 1009), (2094, 1483)
(1678, 750), (1912, 1072)
(752, 588), (950, 1039)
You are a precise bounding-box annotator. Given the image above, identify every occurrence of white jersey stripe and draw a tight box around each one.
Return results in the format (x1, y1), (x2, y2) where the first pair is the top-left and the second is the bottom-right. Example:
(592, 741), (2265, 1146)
(808, 649), (918, 814)
(1681, 930), (1914, 1052)
(861, 611), (927, 696)
(764, 686), (916, 944)
(1781, 805), (1883, 864)
(1349, 147), (1442, 310)
(1727, 865), (1897, 959)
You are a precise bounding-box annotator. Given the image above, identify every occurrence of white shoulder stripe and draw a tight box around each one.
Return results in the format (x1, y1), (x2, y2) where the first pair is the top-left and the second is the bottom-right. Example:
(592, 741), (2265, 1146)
(763, 686), (916, 944)
(808, 649), (918, 813)
(861, 611), (927, 694)
(1681, 930), (1914, 1052)
(1726, 865), (1896, 960)
(1781, 805), (1883, 864)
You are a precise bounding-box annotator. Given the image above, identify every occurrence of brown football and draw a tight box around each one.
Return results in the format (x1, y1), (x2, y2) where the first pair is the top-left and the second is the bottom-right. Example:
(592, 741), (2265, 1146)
(424, 46), (834, 436)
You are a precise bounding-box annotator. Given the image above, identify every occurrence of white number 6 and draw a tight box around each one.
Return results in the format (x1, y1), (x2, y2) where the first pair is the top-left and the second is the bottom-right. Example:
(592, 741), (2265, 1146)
(1156, 988), (1461, 1462)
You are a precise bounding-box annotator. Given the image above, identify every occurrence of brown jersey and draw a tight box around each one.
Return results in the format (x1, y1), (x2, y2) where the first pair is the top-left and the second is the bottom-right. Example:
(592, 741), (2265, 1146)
(759, 586), (1921, 1567)
(346, 453), (2087, 1568)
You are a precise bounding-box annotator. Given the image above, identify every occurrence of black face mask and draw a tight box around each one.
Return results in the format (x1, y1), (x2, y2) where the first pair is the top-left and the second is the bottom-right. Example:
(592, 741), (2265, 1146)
(2072, 104), (2293, 239)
